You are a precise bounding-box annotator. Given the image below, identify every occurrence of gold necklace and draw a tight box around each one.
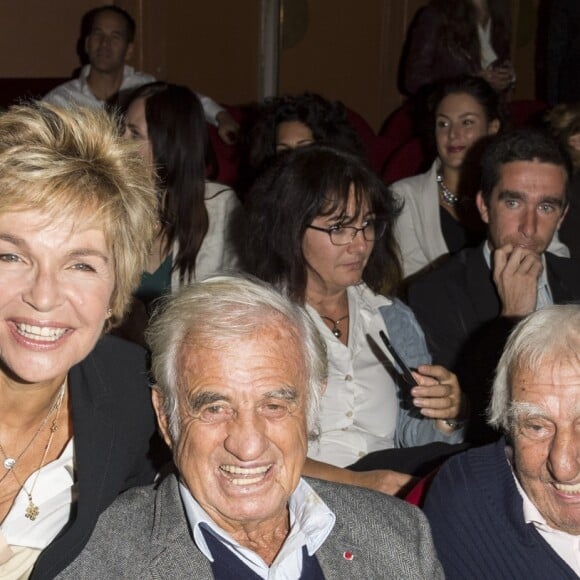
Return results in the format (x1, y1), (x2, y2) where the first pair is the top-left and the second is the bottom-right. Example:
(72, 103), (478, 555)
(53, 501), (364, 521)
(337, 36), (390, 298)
(0, 380), (67, 520)
(0, 381), (66, 480)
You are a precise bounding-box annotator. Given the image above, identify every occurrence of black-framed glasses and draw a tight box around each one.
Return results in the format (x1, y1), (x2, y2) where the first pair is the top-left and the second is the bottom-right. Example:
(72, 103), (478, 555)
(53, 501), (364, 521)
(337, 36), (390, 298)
(306, 220), (386, 246)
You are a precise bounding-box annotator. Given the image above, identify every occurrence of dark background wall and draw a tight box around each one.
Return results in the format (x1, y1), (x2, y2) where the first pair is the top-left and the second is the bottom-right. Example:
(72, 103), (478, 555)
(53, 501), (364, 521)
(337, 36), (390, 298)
(0, 0), (541, 130)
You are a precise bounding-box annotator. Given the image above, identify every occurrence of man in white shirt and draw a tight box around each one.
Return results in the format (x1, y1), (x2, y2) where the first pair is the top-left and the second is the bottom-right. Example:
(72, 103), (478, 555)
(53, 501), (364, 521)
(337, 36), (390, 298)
(44, 5), (239, 144)
(423, 304), (580, 579)
(57, 277), (443, 579)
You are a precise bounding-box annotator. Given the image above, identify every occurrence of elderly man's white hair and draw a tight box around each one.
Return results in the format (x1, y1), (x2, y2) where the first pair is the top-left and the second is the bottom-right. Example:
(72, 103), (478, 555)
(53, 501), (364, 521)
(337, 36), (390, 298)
(488, 304), (580, 432)
(145, 275), (328, 441)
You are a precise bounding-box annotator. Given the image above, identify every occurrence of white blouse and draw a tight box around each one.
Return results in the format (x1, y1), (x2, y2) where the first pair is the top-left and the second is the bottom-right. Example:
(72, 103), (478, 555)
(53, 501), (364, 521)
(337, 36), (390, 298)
(307, 285), (399, 468)
(0, 439), (75, 578)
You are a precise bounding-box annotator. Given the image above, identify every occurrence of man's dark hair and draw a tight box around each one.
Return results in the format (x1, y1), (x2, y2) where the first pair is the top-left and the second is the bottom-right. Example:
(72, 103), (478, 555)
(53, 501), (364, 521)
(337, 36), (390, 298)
(480, 128), (572, 205)
(86, 5), (136, 42)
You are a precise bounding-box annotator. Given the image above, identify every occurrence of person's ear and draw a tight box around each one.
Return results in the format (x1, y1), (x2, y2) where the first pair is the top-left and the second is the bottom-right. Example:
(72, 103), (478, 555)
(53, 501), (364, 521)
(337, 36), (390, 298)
(476, 191), (490, 224)
(568, 133), (580, 152)
(124, 42), (134, 63)
(151, 387), (174, 450)
(488, 118), (501, 136)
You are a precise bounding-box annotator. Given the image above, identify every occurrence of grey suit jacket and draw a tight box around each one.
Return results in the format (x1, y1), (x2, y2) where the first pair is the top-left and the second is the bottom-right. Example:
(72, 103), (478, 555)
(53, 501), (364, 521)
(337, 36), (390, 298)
(57, 474), (443, 579)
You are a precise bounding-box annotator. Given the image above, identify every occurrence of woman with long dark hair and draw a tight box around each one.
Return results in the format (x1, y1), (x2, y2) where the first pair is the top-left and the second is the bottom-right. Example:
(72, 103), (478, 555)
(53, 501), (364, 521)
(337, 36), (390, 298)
(393, 76), (503, 277)
(123, 82), (242, 310)
(245, 144), (466, 496)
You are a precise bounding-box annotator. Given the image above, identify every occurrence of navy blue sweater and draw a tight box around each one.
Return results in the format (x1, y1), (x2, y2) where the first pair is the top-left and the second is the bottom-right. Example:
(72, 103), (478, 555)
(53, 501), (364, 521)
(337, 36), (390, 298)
(423, 438), (578, 579)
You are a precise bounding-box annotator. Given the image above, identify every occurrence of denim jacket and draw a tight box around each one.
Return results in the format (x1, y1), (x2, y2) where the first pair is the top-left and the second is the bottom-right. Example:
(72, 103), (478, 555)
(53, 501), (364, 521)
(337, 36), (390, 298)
(380, 298), (465, 447)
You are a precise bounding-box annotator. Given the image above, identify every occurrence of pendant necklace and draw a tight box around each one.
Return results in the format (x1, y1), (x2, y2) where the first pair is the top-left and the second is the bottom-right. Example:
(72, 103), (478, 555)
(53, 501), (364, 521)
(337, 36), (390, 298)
(320, 314), (349, 339)
(0, 379), (65, 478)
(0, 379), (67, 520)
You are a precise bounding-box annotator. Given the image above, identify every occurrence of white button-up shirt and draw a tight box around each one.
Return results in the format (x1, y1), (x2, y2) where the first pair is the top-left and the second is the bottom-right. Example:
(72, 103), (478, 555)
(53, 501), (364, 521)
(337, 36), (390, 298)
(181, 478), (335, 580)
(307, 284), (399, 467)
(510, 460), (580, 575)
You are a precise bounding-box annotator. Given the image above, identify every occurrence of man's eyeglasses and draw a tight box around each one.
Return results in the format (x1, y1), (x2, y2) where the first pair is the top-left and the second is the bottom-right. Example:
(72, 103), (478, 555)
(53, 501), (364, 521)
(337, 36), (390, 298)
(306, 220), (387, 246)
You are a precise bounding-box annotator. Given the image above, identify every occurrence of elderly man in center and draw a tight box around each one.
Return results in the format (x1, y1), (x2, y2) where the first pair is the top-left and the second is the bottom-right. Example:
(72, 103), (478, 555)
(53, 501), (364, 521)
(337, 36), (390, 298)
(58, 276), (443, 579)
(424, 304), (580, 579)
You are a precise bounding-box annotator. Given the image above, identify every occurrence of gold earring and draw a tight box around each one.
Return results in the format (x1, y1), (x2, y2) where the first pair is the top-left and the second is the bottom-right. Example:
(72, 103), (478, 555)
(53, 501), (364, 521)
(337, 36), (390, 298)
(106, 307), (112, 318)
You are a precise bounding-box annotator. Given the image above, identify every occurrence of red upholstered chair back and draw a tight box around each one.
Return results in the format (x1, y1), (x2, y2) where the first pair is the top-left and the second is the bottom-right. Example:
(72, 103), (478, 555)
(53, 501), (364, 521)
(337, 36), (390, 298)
(507, 99), (548, 129)
(404, 468), (439, 508)
(207, 105), (250, 188)
(345, 106), (386, 172)
(382, 137), (430, 184)
(379, 101), (415, 150)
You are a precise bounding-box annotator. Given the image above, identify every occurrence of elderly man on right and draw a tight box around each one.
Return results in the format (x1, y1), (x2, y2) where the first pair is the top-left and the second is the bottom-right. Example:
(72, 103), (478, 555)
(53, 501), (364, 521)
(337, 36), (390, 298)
(423, 304), (580, 579)
(57, 276), (443, 579)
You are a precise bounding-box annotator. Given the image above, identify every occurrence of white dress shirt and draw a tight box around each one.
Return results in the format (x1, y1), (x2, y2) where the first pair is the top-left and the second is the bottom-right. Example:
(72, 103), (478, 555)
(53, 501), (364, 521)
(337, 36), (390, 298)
(180, 478), (335, 580)
(0, 439), (76, 578)
(509, 453), (580, 575)
(307, 284), (399, 467)
(43, 65), (224, 125)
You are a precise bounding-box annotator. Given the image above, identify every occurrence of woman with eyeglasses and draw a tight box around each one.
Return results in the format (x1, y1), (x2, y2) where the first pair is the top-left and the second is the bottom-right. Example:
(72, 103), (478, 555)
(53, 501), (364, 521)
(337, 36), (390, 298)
(245, 144), (466, 496)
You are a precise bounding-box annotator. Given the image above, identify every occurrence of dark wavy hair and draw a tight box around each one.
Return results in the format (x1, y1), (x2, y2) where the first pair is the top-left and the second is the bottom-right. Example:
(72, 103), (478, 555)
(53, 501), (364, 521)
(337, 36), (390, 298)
(428, 75), (505, 127)
(242, 92), (365, 189)
(244, 144), (402, 302)
(430, 0), (511, 67)
(424, 74), (506, 161)
(126, 82), (210, 282)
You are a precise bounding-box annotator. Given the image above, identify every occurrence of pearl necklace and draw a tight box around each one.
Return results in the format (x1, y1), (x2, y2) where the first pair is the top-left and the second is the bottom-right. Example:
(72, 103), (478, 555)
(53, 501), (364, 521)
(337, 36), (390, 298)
(436, 171), (460, 206)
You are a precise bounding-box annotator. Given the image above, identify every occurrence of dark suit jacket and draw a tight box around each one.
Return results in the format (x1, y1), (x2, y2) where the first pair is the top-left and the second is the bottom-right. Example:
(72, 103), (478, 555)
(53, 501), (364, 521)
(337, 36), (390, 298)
(56, 474), (443, 579)
(31, 335), (157, 580)
(407, 245), (580, 444)
(546, 0), (580, 105)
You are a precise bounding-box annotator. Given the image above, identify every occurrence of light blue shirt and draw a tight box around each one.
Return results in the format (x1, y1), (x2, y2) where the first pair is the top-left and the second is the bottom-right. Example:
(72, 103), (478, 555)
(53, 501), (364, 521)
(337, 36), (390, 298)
(483, 243), (553, 310)
(180, 478), (335, 580)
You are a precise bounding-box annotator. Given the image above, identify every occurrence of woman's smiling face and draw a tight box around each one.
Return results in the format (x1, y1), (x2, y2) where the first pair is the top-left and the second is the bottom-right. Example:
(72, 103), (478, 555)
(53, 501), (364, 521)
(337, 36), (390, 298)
(0, 208), (115, 386)
(435, 92), (500, 170)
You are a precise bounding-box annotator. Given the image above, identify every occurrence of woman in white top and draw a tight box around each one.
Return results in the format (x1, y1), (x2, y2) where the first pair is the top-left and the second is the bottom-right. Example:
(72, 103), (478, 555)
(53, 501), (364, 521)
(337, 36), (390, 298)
(246, 144), (466, 496)
(120, 83), (242, 341)
(393, 76), (502, 278)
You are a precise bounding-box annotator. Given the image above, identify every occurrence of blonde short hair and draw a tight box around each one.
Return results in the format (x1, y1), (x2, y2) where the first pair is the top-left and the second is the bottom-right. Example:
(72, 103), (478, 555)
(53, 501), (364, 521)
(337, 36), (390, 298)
(0, 102), (157, 327)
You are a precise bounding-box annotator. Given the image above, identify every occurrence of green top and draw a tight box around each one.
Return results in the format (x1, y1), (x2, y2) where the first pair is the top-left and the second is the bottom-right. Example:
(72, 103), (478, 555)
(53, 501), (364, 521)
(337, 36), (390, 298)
(135, 253), (173, 312)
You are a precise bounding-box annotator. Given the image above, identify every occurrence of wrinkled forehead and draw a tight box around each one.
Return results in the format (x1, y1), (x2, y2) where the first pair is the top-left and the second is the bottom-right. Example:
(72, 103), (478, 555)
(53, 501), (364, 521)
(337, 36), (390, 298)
(511, 356), (580, 409)
(173, 335), (308, 414)
(177, 316), (306, 375)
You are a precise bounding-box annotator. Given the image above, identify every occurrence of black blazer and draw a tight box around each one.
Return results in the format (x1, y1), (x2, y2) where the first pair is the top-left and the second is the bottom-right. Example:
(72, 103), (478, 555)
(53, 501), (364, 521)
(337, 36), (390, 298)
(407, 245), (580, 444)
(31, 335), (157, 580)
